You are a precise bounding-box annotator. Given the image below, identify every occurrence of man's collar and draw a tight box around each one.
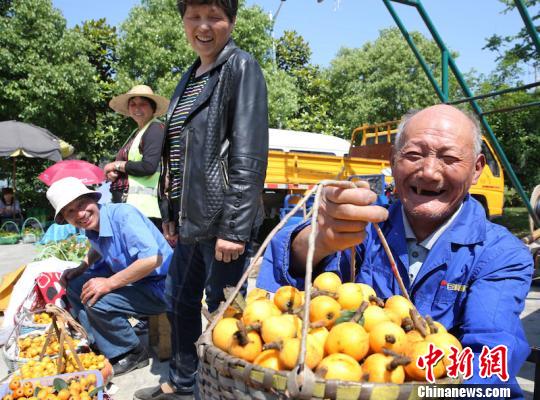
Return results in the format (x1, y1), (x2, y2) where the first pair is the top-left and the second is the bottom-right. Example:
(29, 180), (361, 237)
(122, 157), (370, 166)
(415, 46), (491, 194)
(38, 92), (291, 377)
(401, 203), (464, 250)
(92, 204), (113, 238)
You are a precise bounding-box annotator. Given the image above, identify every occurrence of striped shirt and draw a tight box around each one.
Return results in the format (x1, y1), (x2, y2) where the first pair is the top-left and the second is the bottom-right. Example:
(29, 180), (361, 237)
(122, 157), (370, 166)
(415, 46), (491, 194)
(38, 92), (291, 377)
(167, 72), (209, 199)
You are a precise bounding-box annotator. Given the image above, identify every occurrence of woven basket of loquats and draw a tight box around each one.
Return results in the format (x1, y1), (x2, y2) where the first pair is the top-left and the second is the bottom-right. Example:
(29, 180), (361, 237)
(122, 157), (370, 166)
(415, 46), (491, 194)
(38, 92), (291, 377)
(197, 180), (461, 400)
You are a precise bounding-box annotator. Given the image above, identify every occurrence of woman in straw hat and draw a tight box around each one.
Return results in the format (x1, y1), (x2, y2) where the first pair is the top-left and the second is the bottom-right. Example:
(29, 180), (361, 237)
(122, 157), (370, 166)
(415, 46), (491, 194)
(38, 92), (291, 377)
(104, 85), (169, 230)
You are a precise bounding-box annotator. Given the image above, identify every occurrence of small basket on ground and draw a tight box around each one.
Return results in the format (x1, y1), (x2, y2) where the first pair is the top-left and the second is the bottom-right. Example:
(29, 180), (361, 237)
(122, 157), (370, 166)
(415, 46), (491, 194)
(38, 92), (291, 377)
(21, 217), (44, 244)
(2, 306), (87, 373)
(0, 221), (20, 245)
(197, 180), (461, 400)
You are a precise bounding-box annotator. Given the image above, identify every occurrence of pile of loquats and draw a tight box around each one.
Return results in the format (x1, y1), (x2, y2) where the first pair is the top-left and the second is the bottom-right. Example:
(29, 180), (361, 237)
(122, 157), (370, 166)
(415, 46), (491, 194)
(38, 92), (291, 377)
(1, 374), (100, 400)
(15, 353), (107, 380)
(211, 272), (462, 383)
(32, 314), (52, 326)
(17, 334), (81, 360)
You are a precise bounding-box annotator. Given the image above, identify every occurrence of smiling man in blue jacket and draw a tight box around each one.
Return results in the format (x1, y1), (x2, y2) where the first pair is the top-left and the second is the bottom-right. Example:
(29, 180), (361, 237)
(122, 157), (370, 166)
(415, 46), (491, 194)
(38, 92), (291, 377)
(257, 104), (533, 398)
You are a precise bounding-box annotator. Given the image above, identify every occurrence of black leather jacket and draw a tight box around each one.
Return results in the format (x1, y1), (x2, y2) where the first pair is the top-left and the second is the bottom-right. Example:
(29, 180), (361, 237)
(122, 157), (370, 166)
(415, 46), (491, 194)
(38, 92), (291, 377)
(160, 40), (268, 244)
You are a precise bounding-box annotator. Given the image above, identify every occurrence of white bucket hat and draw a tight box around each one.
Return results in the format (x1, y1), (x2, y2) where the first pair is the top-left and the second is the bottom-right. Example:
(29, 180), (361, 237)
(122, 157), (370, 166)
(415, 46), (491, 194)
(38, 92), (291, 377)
(109, 85), (169, 117)
(46, 177), (101, 224)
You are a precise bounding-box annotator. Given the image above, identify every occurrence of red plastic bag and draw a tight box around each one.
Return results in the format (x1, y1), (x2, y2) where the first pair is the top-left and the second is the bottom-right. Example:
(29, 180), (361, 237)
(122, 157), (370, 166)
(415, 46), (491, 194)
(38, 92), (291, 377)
(34, 272), (68, 309)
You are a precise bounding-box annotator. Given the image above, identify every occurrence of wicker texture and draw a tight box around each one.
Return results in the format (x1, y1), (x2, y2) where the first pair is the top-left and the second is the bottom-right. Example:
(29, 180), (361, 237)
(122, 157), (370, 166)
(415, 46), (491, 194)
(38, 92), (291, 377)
(198, 332), (459, 399)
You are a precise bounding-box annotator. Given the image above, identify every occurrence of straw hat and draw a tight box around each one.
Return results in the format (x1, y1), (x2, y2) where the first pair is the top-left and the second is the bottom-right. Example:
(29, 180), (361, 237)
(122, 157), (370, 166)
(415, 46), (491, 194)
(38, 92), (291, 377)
(109, 85), (169, 117)
(46, 177), (101, 224)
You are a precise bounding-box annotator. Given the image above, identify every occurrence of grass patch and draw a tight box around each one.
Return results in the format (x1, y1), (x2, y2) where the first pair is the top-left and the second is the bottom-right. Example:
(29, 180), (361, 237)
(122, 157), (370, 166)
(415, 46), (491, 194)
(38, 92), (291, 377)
(492, 207), (531, 238)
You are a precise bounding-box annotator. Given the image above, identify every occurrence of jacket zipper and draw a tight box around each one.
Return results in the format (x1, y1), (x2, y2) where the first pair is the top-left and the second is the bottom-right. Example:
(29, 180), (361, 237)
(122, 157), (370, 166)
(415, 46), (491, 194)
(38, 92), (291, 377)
(220, 159), (229, 188)
(178, 130), (190, 226)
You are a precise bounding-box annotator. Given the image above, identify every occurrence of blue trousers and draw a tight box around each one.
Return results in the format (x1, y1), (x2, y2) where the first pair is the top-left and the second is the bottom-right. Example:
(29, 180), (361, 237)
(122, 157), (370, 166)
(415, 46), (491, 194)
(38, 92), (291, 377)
(166, 238), (249, 393)
(67, 265), (166, 359)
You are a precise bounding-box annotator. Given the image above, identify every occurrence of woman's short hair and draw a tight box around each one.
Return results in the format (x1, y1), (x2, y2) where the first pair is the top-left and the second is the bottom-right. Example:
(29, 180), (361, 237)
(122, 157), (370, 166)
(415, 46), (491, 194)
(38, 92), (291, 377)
(177, 0), (238, 22)
(2, 187), (14, 196)
(128, 96), (157, 114)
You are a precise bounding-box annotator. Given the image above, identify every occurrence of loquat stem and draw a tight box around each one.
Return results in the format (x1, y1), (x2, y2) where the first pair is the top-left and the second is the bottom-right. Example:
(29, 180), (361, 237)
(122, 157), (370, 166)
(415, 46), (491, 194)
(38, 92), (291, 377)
(368, 295), (385, 308)
(425, 315), (438, 334)
(387, 355), (412, 371)
(262, 341), (283, 352)
(311, 289), (338, 299)
(351, 301), (369, 323)
(401, 317), (414, 332)
(409, 309), (428, 338)
(234, 321), (249, 347)
(309, 321), (327, 329)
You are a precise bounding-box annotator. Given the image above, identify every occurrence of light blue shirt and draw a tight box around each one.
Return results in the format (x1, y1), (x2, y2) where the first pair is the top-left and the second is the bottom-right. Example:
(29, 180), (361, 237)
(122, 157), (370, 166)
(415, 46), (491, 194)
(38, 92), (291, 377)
(401, 203), (462, 283)
(85, 203), (172, 300)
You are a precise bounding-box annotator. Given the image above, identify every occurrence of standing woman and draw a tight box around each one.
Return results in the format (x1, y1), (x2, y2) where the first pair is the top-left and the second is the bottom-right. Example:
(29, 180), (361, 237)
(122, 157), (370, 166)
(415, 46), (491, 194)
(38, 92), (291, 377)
(104, 85), (169, 229)
(135, 0), (268, 398)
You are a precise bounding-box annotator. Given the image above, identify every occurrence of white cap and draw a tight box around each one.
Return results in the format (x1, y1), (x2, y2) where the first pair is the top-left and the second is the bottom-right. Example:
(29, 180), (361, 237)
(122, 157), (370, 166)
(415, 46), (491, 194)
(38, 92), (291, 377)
(46, 177), (101, 224)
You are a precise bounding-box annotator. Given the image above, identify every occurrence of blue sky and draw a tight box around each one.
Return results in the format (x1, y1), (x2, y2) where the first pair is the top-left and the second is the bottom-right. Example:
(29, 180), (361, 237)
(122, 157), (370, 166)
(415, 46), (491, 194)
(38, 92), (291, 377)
(51, 0), (538, 78)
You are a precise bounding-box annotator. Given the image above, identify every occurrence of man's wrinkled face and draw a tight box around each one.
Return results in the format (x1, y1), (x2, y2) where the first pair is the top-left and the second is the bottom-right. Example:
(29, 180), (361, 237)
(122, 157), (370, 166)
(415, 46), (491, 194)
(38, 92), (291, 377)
(391, 105), (485, 229)
(61, 195), (100, 231)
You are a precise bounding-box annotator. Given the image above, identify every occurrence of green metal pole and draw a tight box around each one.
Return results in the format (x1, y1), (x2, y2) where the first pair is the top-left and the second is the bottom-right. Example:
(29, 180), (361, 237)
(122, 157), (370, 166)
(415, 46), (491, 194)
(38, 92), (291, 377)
(382, 0), (445, 100)
(441, 49), (449, 102)
(513, 0), (540, 55)
(415, 0), (539, 226)
(448, 81), (540, 105)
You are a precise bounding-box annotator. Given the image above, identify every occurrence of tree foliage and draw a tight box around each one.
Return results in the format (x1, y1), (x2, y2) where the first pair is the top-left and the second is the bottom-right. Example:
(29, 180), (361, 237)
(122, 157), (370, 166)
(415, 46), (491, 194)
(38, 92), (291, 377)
(2, 0), (538, 212)
(326, 28), (455, 136)
(275, 30), (339, 134)
(479, 0), (540, 192)
(0, 0), (100, 209)
(484, 89), (540, 191)
(483, 0), (539, 70)
(276, 30), (312, 73)
(116, 0), (273, 98)
(262, 66), (299, 129)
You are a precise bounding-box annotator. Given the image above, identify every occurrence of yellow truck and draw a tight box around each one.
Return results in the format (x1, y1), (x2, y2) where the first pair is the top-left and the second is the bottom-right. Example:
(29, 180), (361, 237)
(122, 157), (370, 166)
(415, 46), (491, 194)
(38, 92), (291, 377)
(263, 121), (504, 221)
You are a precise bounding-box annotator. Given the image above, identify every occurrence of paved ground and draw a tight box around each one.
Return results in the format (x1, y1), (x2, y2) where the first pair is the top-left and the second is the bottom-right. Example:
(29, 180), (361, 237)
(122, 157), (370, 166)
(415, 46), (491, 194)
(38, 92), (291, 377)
(0, 242), (538, 399)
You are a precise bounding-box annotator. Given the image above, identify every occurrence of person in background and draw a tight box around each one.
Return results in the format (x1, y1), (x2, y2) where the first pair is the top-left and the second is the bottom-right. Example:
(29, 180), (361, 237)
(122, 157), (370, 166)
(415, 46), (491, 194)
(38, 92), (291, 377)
(104, 85), (169, 231)
(257, 104), (532, 399)
(0, 187), (22, 226)
(47, 177), (172, 376)
(135, 0), (268, 399)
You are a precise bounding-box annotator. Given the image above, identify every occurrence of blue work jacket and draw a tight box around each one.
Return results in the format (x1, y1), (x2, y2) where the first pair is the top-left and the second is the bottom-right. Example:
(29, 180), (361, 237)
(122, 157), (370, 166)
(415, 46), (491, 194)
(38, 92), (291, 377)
(257, 195), (533, 398)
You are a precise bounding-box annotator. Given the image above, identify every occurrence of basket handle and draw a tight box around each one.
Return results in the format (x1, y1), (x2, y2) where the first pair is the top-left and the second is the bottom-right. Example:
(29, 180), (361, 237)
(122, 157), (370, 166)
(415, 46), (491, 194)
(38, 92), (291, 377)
(22, 217), (44, 234)
(199, 180), (352, 397)
(0, 220), (20, 234)
(201, 184), (319, 337)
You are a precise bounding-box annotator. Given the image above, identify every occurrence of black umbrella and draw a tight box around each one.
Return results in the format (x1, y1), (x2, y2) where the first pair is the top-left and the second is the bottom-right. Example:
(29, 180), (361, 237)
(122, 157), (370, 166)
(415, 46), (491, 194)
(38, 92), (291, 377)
(0, 120), (74, 190)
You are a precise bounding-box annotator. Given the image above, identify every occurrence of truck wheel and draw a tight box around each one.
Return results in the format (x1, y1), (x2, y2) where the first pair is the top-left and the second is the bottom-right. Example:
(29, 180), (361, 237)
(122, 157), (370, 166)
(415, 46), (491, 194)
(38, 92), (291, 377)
(472, 195), (490, 219)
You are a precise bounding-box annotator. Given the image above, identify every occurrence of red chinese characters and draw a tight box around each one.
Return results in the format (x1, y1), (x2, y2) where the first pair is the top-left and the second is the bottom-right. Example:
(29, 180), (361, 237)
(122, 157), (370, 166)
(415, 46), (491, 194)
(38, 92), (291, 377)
(417, 343), (444, 383)
(446, 345), (474, 380)
(479, 345), (509, 381)
(419, 344), (508, 382)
